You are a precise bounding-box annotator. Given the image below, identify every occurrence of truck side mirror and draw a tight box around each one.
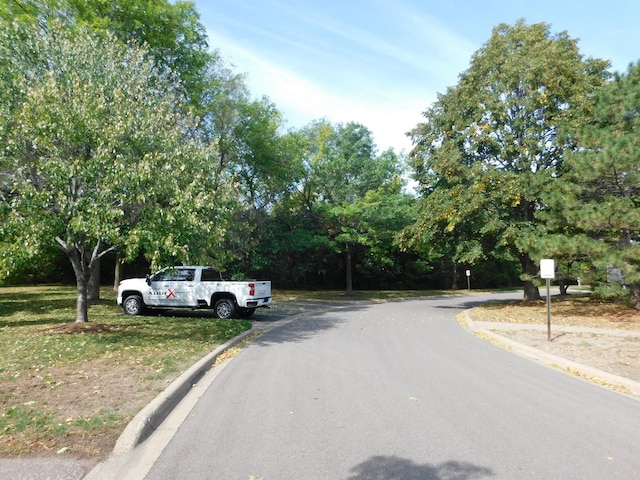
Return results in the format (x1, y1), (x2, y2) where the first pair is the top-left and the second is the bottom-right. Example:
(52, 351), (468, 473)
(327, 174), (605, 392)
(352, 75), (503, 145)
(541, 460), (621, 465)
(146, 274), (151, 286)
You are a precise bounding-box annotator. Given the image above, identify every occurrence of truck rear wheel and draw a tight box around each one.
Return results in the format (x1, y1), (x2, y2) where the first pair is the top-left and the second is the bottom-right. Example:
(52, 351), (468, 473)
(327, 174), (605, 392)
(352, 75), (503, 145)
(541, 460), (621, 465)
(214, 298), (236, 319)
(123, 295), (145, 315)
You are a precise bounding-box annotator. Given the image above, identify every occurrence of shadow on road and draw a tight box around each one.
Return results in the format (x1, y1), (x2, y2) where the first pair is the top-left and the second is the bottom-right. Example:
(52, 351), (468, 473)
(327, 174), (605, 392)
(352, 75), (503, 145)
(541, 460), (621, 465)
(253, 303), (370, 346)
(432, 297), (520, 311)
(347, 455), (494, 480)
(433, 300), (492, 310)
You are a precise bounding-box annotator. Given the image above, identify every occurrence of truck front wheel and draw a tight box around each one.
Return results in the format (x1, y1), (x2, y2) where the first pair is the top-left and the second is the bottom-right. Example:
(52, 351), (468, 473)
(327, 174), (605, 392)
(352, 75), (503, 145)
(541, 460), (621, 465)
(123, 295), (145, 315)
(214, 298), (236, 319)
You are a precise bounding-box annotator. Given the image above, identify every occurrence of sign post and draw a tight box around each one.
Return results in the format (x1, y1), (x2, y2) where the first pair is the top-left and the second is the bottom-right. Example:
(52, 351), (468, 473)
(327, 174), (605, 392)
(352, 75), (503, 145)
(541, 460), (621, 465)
(465, 270), (471, 291)
(540, 259), (555, 341)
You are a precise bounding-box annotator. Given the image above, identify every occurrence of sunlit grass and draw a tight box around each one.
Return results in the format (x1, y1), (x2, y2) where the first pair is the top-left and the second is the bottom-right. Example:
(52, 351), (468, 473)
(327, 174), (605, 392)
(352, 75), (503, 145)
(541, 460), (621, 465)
(470, 293), (640, 329)
(0, 285), (252, 456)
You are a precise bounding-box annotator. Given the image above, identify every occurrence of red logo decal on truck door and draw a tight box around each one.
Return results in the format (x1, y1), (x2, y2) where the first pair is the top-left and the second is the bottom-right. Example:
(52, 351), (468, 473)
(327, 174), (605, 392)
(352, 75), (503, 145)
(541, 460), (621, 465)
(166, 289), (176, 298)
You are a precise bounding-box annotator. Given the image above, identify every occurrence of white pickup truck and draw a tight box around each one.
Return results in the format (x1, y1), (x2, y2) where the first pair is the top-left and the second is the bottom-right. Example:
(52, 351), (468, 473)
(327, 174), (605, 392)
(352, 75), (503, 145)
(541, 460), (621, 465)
(117, 266), (272, 319)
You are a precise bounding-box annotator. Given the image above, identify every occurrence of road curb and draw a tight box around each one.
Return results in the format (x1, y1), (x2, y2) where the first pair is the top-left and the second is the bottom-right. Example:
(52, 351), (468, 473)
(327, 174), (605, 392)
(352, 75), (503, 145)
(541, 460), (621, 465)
(84, 325), (259, 480)
(115, 327), (259, 456)
(84, 310), (307, 480)
(463, 311), (640, 399)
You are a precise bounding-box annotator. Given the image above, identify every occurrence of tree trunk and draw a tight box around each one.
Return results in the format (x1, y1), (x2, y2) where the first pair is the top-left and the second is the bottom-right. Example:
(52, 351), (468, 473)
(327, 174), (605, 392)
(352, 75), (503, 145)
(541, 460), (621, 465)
(523, 280), (541, 301)
(75, 271), (90, 323)
(55, 237), (114, 323)
(558, 280), (569, 296)
(88, 255), (100, 302)
(113, 255), (122, 292)
(62, 244), (91, 323)
(521, 253), (541, 301)
(451, 264), (458, 290)
(345, 244), (353, 295)
(630, 283), (640, 310)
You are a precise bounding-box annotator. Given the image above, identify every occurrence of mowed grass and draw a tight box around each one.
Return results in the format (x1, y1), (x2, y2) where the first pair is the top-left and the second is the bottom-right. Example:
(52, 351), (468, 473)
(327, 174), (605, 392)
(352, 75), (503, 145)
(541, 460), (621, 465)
(0, 285), (251, 457)
(470, 293), (640, 330)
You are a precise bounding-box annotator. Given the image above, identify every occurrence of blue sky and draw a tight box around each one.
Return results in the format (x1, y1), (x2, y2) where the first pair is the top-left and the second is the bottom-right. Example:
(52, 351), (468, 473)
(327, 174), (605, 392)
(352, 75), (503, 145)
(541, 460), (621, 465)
(198, 0), (640, 153)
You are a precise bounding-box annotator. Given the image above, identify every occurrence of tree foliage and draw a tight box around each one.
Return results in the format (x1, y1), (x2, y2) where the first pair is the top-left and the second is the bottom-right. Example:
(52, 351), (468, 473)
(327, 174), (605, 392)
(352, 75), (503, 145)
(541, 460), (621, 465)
(2, 8), (637, 305)
(294, 121), (413, 293)
(1, 0), (212, 106)
(0, 21), (232, 321)
(537, 61), (640, 307)
(406, 20), (610, 299)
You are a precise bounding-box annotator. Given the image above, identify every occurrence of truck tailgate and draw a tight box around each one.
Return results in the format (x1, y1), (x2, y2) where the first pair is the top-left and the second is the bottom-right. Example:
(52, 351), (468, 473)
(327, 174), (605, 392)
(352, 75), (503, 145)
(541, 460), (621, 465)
(253, 281), (271, 297)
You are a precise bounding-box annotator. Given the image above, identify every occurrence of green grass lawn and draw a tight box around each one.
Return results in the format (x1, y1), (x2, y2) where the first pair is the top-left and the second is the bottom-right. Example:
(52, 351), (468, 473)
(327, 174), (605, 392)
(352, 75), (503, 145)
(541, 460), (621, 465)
(0, 285), (252, 457)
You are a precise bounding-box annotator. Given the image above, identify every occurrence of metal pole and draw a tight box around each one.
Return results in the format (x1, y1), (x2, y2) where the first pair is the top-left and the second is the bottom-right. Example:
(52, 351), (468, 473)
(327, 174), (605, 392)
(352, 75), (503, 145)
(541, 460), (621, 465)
(546, 278), (551, 341)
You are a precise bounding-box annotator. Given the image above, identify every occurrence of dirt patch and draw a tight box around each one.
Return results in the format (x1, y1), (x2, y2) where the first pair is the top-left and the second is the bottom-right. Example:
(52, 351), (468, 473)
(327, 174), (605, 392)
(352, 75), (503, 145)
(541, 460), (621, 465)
(492, 329), (640, 384)
(472, 295), (640, 330)
(469, 295), (640, 391)
(0, 336), (196, 459)
(1, 354), (191, 459)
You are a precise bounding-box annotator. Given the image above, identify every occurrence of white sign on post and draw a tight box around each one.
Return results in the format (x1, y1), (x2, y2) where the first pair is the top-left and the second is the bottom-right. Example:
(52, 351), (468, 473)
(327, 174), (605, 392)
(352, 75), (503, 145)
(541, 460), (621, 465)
(540, 259), (555, 341)
(540, 259), (555, 279)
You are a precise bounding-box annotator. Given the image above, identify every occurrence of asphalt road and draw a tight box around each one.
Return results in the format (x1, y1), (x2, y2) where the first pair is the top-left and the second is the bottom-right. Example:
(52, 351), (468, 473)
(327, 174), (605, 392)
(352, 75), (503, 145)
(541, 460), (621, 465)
(137, 293), (640, 480)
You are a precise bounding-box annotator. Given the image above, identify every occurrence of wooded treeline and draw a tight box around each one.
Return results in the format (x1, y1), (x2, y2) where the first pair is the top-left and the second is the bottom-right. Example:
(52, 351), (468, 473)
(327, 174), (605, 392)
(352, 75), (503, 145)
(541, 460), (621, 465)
(1, 1), (638, 321)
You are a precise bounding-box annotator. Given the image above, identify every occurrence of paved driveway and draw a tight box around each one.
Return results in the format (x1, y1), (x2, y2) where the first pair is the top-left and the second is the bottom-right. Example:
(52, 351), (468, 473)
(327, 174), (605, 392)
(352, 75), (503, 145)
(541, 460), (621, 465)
(139, 293), (640, 479)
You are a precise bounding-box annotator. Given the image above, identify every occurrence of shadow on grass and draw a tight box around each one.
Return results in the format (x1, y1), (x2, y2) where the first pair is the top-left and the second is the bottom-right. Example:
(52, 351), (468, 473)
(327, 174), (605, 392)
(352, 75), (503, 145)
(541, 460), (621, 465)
(85, 314), (253, 345)
(0, 297), (78, 328)
(477, 292), (638, 320)
(0, 286), (83, 328)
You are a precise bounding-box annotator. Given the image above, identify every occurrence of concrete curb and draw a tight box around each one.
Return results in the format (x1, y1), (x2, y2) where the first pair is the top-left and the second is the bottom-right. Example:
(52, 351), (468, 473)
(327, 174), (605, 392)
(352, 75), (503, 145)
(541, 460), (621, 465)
(83, 326), (259, 480)
(111, 326), (259, 456)
(84, 310), (308, 480)
(463, 311), (640, 398)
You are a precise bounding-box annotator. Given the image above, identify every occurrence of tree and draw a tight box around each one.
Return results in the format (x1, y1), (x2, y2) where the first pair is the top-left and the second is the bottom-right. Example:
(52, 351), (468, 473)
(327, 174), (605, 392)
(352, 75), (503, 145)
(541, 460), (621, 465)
(191, 58), (306, 278)
(232, 97), (300, 211)
(0, 21), (229, 322)
(538, 62), (640, 307)
(1, 0), (216, 293)
(407, 20), (609, 299)
(295, 121), (411, 293)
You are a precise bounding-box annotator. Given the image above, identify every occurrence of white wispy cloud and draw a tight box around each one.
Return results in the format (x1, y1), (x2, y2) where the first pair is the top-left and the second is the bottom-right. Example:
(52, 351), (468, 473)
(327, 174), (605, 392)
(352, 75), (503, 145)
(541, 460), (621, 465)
(200, 0), (478, 152)
(214, 32), (433, 152)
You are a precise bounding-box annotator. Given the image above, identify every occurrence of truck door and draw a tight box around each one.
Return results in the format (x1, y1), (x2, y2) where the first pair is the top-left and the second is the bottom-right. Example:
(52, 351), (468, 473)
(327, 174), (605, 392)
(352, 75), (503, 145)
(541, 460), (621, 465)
(146, 268), (197, 307)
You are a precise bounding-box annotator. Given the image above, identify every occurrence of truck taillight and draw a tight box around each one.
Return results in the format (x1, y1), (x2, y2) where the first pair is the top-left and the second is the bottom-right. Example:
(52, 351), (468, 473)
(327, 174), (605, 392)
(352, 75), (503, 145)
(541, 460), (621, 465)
(249, 283), (255, 296)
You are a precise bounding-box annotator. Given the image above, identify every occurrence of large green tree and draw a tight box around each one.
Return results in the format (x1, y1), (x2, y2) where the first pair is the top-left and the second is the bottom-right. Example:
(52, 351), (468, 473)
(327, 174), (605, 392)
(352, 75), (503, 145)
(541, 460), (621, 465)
(296, 121), (412, 293)
(1, 0), (217, 293)
(407, 20), (609, 299)
(537, 61), (640, 307)
(0, 21), (231, 322)
(193, 59), (304, 276)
